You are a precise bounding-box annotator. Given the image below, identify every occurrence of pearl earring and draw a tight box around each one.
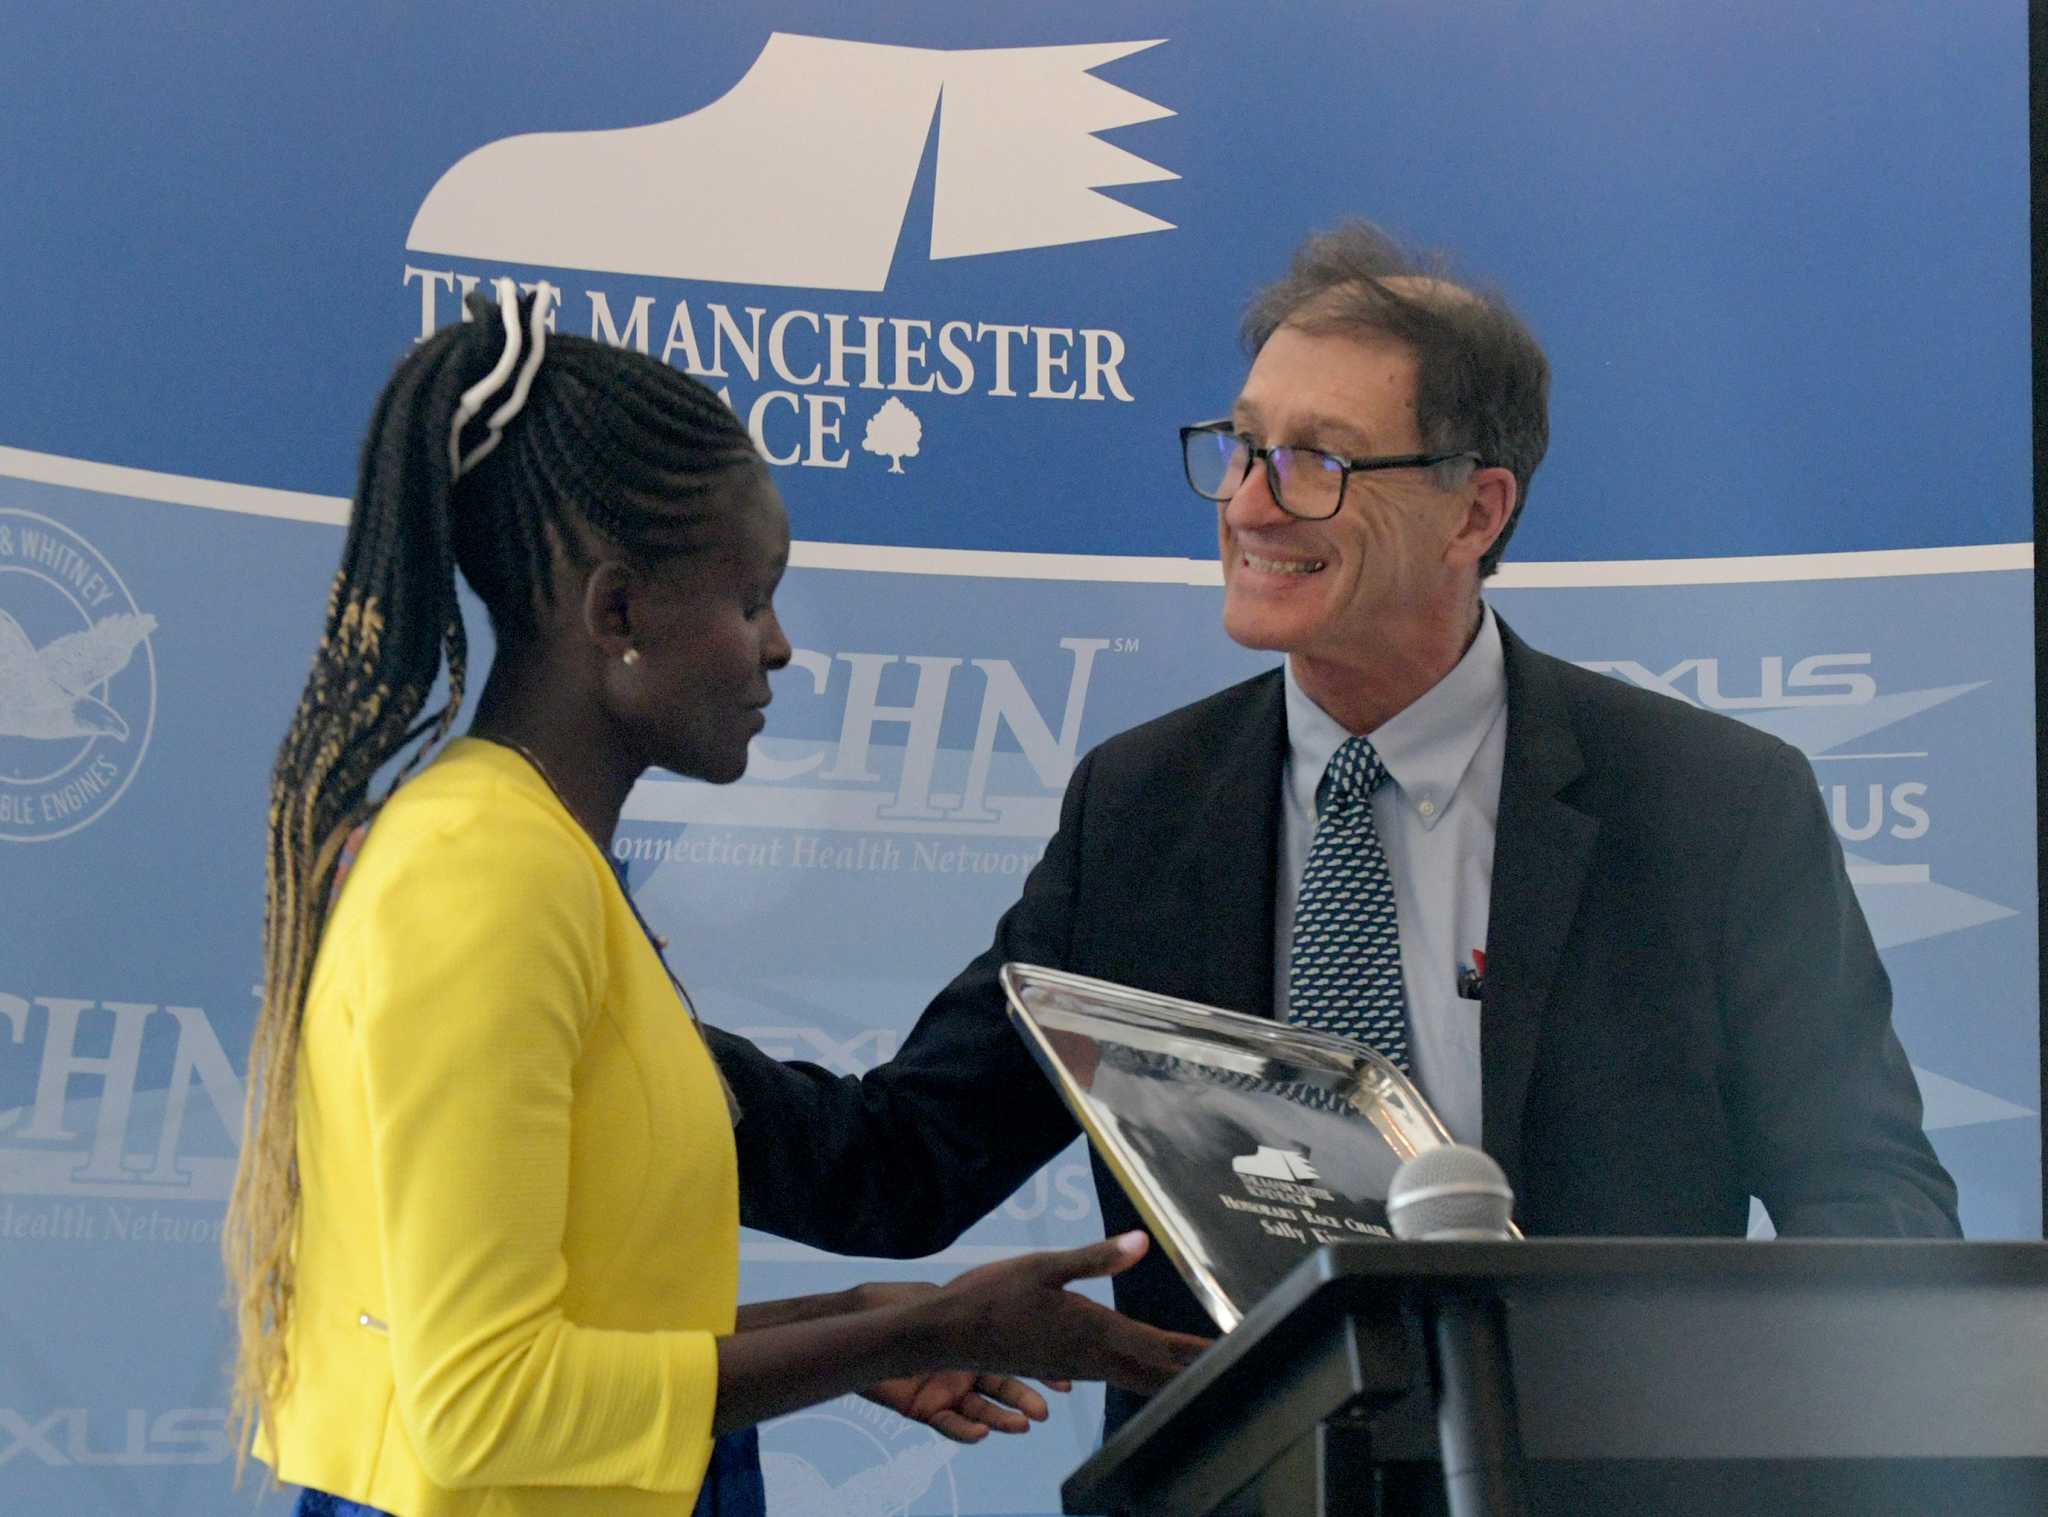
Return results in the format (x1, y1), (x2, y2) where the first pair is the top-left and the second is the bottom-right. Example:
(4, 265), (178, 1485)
(622, 648), (641, 667)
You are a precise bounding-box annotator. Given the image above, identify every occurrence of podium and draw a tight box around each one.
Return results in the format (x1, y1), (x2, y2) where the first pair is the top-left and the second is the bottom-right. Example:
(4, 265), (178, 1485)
(1064, 1240), (2048, 1516)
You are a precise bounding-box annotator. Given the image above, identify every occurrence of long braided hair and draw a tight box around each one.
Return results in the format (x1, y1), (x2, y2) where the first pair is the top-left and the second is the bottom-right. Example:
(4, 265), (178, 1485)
(224, 285), (763, 1468)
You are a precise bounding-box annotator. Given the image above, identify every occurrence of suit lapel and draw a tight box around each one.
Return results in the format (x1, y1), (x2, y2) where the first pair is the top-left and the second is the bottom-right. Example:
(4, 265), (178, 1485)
(1483, 621), (1599, 1197)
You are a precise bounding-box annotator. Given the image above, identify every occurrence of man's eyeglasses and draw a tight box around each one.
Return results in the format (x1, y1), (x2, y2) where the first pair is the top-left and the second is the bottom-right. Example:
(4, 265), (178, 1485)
(1179, 421), (1479, 522)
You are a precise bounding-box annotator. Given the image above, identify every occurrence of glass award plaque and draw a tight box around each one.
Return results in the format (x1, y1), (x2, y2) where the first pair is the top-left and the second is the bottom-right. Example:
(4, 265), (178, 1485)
(1000, 962), (1459, 1332)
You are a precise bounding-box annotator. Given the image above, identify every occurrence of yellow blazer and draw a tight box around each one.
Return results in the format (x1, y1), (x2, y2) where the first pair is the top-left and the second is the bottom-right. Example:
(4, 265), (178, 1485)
(259, 737), (738, 1516)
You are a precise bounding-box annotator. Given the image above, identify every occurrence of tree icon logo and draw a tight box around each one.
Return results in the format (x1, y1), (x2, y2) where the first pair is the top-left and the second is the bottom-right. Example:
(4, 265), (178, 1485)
(862, 397), (923, 474)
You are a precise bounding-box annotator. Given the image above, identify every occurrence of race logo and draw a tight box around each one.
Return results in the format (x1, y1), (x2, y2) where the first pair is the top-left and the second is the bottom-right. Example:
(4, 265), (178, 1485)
(760, 1400), (961, 1517)
(1231, 1145), (1320, 1183)
(0, 510), (157, 842)
(407, 34), (1174, 290)
(1221, 1144), (1389, 1245)
(400, 33), (1175, 475)
(1228, 1146), (1334, 1209)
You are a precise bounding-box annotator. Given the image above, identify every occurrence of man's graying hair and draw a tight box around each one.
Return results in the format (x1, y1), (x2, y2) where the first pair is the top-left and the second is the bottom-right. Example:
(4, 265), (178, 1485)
(1241, 223), (1550, 577)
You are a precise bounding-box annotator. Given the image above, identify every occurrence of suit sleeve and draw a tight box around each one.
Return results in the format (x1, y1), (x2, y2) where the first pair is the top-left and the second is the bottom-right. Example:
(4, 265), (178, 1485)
(703, 753), (1096, 1256)
(357, 801), (719, 1492)
(1720, 740), (1962, 1237)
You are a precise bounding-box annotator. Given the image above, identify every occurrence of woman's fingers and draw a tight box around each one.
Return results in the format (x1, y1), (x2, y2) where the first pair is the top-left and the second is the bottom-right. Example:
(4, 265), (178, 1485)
(974, 1373), (1050, 1421)
(954, 1391), (1031, 1433)
(926, 1409), (991, 1444)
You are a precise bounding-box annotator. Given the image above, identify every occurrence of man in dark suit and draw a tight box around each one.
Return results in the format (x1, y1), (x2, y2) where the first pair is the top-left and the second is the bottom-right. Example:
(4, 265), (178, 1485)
(704, 223), (1960, 1424)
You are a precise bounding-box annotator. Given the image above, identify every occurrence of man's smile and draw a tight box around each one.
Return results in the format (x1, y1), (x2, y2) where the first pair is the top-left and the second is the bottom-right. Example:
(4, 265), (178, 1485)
(1239, 551), (1327, 575)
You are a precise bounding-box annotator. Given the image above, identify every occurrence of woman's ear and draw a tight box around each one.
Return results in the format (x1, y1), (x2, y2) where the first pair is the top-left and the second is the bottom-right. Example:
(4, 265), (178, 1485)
(580, 559), (638, 661)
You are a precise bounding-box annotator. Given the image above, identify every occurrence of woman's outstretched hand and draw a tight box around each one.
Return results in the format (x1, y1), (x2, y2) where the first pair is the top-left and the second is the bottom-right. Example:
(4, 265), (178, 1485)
(923, 1231), (1210, 1396)
(861, 1367), (1053, 1443)
(850, 1281), (1061, 1443)
(713, 1236), (1209, 1437)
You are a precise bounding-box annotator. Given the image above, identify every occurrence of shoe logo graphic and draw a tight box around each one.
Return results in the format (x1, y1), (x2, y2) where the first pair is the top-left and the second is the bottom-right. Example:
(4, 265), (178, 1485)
(407, 32), (1177, 292)
(1232, 1146), (1320, 1183)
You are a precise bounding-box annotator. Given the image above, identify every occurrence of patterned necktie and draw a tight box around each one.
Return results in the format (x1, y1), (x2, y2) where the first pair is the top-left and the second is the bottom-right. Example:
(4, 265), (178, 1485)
(1288, 734), (1410, 1072)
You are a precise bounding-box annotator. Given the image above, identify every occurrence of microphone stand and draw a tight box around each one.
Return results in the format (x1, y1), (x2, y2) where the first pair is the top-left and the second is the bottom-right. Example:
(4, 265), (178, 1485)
(1429, 1286), (1530, 1517)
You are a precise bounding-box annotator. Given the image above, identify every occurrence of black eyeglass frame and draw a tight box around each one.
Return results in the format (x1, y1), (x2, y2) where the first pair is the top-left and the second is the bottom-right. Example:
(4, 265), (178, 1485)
(1178, 420), (1481, 521)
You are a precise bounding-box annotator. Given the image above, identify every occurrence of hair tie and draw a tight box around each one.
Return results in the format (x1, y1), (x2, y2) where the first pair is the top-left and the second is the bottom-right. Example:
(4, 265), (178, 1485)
(448, 278), (554, 479)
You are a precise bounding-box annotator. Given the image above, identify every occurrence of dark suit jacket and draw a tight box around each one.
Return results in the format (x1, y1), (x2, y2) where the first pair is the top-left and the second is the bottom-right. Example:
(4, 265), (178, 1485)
(707, 618), (1960, 1403)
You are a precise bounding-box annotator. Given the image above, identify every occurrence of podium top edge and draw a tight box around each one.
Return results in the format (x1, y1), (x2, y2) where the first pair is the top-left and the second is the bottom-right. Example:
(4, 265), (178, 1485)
(1288, 1237), (2048, 1293)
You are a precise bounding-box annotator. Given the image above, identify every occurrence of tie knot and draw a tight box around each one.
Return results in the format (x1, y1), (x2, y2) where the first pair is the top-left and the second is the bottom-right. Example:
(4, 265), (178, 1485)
(1324, 735), (1388, 805)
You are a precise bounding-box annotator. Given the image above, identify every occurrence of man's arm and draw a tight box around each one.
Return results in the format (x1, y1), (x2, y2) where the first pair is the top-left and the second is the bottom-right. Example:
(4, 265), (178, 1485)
(1722, 739), (1962, 1237)
(700, 751), (1100, 1257)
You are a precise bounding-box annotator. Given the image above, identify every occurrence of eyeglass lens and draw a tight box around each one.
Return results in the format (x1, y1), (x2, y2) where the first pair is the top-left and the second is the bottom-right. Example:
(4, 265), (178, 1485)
(1185, 430), (1344, 517)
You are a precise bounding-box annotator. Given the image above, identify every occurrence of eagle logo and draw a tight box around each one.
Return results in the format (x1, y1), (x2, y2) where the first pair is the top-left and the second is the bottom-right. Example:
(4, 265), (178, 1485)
(0, 608), (157, 741)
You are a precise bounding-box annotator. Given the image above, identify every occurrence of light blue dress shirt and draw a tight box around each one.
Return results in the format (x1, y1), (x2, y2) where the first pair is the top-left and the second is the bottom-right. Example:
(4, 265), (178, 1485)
(1273, 606), (1508, 1147)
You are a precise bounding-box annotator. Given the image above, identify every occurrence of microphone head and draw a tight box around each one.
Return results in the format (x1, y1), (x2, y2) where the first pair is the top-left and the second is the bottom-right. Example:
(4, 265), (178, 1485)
(1386, 1143), (1517, 1241)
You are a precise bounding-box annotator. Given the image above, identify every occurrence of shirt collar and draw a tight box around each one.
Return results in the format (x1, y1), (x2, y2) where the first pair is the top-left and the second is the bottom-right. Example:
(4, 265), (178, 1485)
(1282, 605), (1507, 831)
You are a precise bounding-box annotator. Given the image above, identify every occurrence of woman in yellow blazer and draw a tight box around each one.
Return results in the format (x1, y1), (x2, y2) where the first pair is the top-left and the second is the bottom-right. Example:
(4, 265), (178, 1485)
(223, 281), (1203, 1517)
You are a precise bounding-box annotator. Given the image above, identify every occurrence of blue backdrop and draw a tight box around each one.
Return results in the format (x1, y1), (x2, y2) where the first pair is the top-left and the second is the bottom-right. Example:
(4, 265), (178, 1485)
(0, 4), (2032, 1513)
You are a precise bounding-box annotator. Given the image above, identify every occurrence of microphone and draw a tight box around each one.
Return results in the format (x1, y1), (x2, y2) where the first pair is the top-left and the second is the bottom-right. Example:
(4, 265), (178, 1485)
(1386, 1143), (1517, 1242)
(1388, 1144), (1528, 1517)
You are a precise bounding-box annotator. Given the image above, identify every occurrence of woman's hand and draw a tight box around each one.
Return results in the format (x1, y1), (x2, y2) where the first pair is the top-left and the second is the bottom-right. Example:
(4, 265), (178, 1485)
(922, 1232), (1210, 1396)
(710, 1238), (1207, 1436)
(848, 1280), (1066, 1443)
(861, 1369), (1053, 1443)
